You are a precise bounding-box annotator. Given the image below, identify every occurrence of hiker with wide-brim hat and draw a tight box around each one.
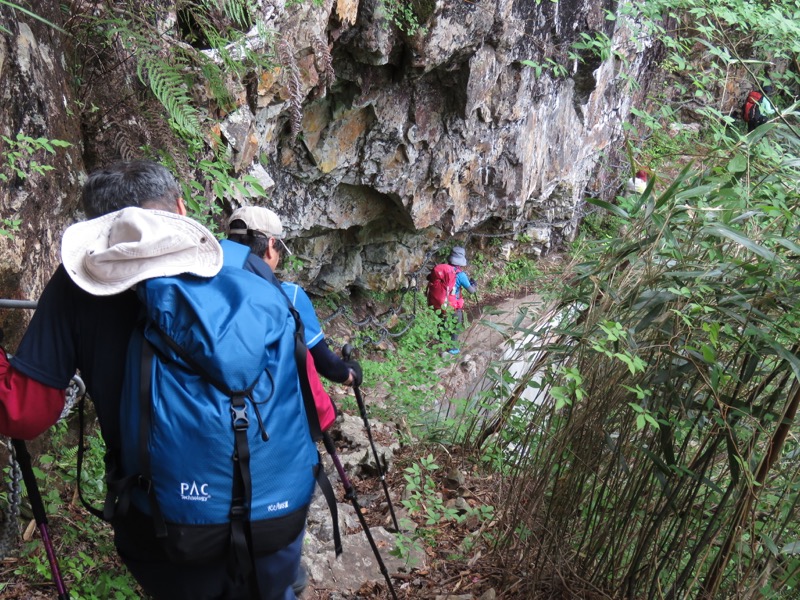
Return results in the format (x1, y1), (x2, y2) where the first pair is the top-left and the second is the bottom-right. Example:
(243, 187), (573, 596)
(0, 160), (306, 600)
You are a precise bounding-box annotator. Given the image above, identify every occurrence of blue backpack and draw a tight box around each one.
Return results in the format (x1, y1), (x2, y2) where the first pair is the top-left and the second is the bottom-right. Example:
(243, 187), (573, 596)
(102, 241), (339, 569)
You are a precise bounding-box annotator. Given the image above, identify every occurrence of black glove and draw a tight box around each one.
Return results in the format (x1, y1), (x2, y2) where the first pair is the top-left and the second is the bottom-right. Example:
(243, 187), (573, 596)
(344, 360), (363, 387)
(469, 278), (477, 287)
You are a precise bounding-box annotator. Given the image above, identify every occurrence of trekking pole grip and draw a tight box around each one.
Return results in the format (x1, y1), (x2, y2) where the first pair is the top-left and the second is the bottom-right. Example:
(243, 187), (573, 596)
(342, 343), (353, 361)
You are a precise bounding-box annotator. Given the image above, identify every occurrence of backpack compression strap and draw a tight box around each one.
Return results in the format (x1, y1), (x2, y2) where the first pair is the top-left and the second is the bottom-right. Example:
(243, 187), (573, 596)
(147, 325), (264, 588)
(224, 242), (326, 441)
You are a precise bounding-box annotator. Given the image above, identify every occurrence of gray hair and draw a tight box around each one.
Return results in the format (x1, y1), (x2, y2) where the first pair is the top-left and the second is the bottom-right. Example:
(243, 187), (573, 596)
(81, 160), (181, 218)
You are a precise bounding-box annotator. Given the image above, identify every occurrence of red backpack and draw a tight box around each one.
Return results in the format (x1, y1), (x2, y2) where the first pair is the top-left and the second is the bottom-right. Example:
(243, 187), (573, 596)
(743, 90), (763, 124)
(426, 263), (457, 311)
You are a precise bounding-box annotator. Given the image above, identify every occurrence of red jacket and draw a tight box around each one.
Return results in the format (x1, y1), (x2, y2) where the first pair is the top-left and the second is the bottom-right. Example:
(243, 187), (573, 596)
(0, 350), (64, 440)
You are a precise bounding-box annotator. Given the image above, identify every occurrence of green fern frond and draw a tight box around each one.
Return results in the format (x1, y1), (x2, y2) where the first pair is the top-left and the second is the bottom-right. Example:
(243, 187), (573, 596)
(207, 0), (253, 29)
(138, 55), (204, 141)
(199, 58), (236, 113)
(60, 444), (79, 463)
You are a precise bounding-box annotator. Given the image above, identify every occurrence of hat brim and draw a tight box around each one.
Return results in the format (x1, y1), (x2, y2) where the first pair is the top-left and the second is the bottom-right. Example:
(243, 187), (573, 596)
(450, 257), (467, 266)
(62, 208), (223, 296)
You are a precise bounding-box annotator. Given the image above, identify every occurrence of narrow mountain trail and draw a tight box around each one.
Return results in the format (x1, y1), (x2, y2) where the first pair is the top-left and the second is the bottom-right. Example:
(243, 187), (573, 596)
(303, 283), (551, 600)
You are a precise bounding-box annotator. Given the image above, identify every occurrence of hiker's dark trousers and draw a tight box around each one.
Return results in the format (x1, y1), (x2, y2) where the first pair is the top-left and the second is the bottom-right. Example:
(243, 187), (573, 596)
(115, 510), (304, 600)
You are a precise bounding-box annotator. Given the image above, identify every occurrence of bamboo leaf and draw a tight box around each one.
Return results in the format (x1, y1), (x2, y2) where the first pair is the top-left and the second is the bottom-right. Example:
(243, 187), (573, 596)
(638, 445), (671, 476)
(700, 224), (776, 260)
(654, 162), (695, 210)
(585, 197), (629, 219)
(727, 154), (747, 173)
(761, 534), (780, 557)
(0, 1), (65, 33)
(631, 289), (677, 312)
(773, 236), (800, 255)
(700, 344), (716, 363)
(729, 210), (763, 224)
(762, 338), (800, 382)
(781, 541), (800, 556)
(665, 269), (725, 279)
(634, 303), (668, 333)
(674, 183), (718, 202)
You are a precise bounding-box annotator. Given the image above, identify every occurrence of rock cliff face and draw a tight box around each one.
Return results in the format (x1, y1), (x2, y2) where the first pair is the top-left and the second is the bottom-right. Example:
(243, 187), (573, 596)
(0, 3), (84, 342)
(246, 0), (660, 292)
(0, 0), (661, 331)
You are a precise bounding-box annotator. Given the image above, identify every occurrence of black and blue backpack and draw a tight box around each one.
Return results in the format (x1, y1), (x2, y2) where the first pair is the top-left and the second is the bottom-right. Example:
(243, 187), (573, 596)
(91, 240), (339, 575)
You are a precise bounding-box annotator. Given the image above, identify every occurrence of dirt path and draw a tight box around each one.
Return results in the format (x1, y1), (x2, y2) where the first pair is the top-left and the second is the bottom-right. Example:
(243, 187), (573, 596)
(438, 290), (547, 405)
(305, 269), (561, 599)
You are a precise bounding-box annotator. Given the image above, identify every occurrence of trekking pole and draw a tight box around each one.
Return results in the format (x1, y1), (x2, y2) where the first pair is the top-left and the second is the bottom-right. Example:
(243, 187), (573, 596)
(342, 344), (400, 532)
(322, 433), (399, 600)
(11, 439), (70, 600)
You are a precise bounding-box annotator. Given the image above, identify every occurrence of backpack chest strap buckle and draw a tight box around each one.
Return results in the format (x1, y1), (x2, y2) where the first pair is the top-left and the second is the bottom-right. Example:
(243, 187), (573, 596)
(231, 406), (249, 431)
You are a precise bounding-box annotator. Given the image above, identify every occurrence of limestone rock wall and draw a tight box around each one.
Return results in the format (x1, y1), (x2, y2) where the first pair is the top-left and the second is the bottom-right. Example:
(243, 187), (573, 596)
(0, 4), (84, 345)
(0, 0), (662, 337)
(237, 0), (659, 292)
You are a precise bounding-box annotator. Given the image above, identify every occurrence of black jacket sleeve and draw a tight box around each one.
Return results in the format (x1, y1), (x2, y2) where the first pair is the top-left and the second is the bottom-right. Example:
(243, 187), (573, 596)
(310, 338), (351, 384)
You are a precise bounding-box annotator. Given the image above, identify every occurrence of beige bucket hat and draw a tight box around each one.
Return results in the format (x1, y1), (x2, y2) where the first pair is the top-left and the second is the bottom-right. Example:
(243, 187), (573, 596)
(61, 207), (223, 296)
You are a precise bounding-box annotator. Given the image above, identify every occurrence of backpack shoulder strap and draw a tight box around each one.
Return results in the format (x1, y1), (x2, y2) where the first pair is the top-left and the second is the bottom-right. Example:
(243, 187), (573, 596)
(229, 243), (322, 441)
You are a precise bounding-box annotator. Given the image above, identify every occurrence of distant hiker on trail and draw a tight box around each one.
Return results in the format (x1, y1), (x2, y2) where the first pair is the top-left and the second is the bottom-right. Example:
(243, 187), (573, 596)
(426, 246), (477, 355)
(742, 85), (776, 132)
(0, 160), (318, 600)
(625, 169), (650, 195)
(227, 206), (362, 388)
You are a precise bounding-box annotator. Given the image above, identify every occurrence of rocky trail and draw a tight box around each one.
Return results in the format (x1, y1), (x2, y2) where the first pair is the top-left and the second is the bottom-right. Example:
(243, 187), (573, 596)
(303, 287), (548, 600)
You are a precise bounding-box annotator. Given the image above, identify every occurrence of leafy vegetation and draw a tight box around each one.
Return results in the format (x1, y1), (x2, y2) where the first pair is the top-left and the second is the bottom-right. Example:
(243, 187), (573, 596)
(460, 1), (800, 596)
(380, 0), (428, 36)
(0, 134), (72, 184)
(358, 293), (453, 437)
(0, 134), (70, 238)
(391, 452), (496, 567)
(6, 420), (142, 598)
(66, 0), (279, 231)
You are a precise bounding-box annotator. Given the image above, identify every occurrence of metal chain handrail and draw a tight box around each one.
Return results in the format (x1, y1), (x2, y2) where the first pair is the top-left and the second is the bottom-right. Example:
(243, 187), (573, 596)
(0, 439), (22, 559)
(61, 374), (86, 421)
